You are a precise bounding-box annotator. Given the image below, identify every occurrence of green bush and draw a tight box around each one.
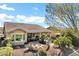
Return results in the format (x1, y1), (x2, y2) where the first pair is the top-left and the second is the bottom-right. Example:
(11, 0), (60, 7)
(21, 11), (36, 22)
(0, 47), (13, 56)
(72, 39), (79, 47)
(38, 48), (47, 56)
(61, 29), (79, 47)
(40, 35), (49, 43)
(53, 35), (72, 48)
(6, 36), (13, 47)
(0, 36), (13, 56)
(41, 35), (45, 41)
(66, 32), (79, 47)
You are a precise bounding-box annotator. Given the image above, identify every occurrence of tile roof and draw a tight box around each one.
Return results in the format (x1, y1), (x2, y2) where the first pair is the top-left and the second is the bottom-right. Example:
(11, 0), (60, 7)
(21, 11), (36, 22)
(4, 22), (51, 33)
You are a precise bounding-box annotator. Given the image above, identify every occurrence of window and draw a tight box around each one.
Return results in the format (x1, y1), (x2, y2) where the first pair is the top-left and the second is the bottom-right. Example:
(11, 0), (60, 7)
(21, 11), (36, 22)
(16, 34), (22, 41)
(12, 33), (25, 41)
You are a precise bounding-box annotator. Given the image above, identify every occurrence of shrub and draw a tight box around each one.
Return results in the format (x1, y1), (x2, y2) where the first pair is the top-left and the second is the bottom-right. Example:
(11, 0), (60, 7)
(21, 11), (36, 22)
(53, 35), (72, 48)
(35, 36), (39, 40)
(72, 39), (79, 47)
(41, 35), (45, 40)
(0, 36), (13, 56)
(38, 48), (47, 56)
(0, 47), (13, 56)
(39, 35), (49, 44)
(61, 29), (79, 47)
(66, 32), (79, 47)
(6, 36), (13, 47)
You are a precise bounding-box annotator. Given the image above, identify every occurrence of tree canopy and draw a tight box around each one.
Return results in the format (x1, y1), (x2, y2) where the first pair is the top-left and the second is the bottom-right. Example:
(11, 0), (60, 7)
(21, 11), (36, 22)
(45, 3), (79, 38)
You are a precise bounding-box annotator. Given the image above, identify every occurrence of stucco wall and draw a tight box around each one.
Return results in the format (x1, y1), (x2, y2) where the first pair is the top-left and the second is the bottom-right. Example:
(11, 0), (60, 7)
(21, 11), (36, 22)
(13, 30), (26, 33)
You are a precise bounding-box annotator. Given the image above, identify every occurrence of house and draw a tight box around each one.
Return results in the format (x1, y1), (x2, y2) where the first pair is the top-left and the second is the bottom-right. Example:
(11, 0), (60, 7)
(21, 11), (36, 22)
(3, 22), (51, 46)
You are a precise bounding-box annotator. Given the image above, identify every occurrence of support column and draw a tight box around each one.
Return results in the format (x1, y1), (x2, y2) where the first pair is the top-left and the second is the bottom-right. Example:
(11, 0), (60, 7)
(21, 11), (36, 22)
(39, 33), (41, 38)
(14, 33), (16, 42)
(25, 33), (27, 42)
(22, 34), (23, 41)
(50, 33), (51, 38)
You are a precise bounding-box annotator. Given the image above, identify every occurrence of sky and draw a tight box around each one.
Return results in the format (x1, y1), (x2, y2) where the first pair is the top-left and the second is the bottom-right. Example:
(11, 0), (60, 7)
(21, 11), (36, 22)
(0, 3), (49, 28)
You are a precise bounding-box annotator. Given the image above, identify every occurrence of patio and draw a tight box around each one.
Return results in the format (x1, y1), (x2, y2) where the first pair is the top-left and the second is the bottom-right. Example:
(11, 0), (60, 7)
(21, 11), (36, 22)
(12, 41), (62, 56)
(13, 41), (48, 56)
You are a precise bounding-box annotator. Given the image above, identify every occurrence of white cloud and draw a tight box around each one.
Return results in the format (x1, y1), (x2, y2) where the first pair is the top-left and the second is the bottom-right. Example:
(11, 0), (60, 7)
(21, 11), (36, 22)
(0, 13), (46, 27)
(0, 14), (14, 22)
(16, 15), (45, 23)
(0, 4), (15, 11)
(16, 15), (26, 20)
(0, 14), (45, 23)
(4, 19), (12, 22)
(23, 16), (45, 23)
(33, 7), (39, 11)
(0, 14), (6, 18)
(8, 15), (15, 19)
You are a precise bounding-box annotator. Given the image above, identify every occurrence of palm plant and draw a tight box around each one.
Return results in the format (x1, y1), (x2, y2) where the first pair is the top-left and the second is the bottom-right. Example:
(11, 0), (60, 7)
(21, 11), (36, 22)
(53, 35), (72, 55)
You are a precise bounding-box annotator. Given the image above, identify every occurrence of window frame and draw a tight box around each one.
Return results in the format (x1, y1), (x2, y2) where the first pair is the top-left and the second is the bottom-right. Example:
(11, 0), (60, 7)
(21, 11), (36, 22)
(12, 33), (25, 42)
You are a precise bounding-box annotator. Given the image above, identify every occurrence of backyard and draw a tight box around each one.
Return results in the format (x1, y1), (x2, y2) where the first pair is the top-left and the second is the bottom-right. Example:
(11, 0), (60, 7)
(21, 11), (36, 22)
(12, 41), (79, 56)
(0, 31), (79, 56)
(0, 3), (79, 56)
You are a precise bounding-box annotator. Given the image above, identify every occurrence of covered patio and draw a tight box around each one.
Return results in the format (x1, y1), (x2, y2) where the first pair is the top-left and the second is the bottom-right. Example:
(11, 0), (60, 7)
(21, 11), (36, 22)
(3, 22), (51, 46)
(27, 32), (50, 42)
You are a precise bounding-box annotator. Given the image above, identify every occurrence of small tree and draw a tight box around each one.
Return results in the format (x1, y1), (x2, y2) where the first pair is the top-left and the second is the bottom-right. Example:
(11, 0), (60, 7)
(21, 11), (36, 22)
(40, 34), (49, 44)
(6, 35), (13, 47)
(53, 35), (72, 55)
(0, 36), (13, 56)
(45, 3), (79, 39)
(54, 35), (72, 48)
